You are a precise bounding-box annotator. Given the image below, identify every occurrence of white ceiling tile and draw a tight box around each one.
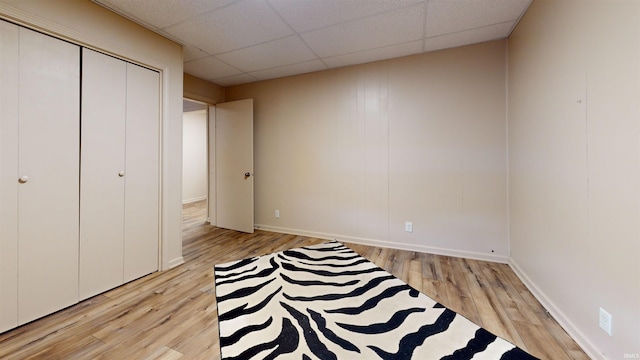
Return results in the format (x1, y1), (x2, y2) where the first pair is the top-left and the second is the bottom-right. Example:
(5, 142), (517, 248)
(426, 0), (531, 37)
(268, 0), (422, 33)
(184, 56), (242, 80)
(424, 21), (514, 52)
(164, 0), (294, 54)
(94, 0), (235, 29)
(249, 60), (327, 81)
(302, 3), (424, 58)
(94, 0), (533, 86)
(323, 40), (423, 69)
(183, 45), (210, 62)
(217, 36), (317, 72)
(212, 74), (260, 87)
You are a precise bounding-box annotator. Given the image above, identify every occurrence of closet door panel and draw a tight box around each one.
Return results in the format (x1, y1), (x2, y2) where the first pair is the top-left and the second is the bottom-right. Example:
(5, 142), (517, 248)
(79, 49), (126, 300)
(124, 63), (160, 282)
(17, 27), (80, 323)
(0, 19), (20, 333)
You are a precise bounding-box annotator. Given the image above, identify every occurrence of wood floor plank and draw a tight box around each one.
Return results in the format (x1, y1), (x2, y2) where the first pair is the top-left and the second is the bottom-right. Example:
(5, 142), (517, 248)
(512, 321), (574, 360)
(421, 278), (449, 306)
(460, 259), (504, 334)
(420, 253), (441, 281)
(405, 259), (423, 292)
(486, 262), (543, 326)
(437, 256), (479, 325)
(463, 258), (529, 350)
(0, 200), (588, 359)
(144, 346), (184, 360)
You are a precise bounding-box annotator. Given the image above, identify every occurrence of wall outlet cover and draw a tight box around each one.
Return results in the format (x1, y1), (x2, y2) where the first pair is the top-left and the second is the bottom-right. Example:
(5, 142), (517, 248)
(599, 307), (612, 336)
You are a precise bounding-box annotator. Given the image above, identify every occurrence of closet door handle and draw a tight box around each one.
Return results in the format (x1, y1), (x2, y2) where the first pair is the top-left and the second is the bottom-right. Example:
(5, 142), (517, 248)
(118, 171), (125, 177)
(18, 176), (29, 184)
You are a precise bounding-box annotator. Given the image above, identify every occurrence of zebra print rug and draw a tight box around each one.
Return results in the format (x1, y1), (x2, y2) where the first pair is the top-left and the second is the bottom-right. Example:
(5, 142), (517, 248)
(214, 241), (538, 360)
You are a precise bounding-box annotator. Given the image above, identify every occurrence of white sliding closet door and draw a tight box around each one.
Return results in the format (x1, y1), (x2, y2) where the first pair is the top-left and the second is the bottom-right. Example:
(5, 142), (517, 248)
(0, 19), (20, 333)
(15, 26), (80, 324)
(124, 63), (160, 282)
(80, 49), (126, 299)
(18, 27), (80, 324)
(1, 22), (159, 333)
(80, 49), (159, 296)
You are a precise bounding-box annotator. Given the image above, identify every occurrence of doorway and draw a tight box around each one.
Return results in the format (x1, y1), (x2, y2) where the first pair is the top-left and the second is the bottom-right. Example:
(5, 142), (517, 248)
(181, 97), (255, 233)
(182, 99), (208, 225)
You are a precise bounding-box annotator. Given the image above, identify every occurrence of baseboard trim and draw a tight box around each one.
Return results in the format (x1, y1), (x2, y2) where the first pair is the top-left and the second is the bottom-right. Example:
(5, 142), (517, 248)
(167, 256), (185, 269)
(508, 258), (603, 360)
(182, 196), (206, 205)
(255, 224), (509, 264)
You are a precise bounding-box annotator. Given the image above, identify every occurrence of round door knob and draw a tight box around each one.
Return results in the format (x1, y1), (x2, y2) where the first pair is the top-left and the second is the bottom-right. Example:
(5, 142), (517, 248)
(18, 176), (29, 184)
(118, 171), (125, 177)
(244, 172), (251, 177)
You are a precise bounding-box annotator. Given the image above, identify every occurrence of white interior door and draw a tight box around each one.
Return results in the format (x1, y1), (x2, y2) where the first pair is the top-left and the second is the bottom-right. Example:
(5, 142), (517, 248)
(80, 48), (126, 300)
(17, 27), (80, 324)
(215, 99), (254, 233)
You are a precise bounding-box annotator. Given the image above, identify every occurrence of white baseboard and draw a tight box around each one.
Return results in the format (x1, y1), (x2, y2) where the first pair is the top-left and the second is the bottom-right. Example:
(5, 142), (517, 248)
(182, 196), (207, 205)
(509, 258), (604, 360)
(167, 256), (185, 269)
(255, 224), (509, 264)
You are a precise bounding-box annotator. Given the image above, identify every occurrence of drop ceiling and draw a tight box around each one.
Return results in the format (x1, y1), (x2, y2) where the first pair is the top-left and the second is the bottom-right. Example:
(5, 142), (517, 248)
(93, 0), (532, 87)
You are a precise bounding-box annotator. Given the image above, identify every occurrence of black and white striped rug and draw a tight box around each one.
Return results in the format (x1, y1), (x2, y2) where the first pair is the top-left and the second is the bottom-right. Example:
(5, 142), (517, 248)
(214, 241), (538, 360)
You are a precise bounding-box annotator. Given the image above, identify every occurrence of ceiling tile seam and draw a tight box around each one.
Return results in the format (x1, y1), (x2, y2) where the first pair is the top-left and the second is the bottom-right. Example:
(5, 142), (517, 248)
(425, 19), (517, 40)
(159, 0), (300, 54)
(184, 54), (247, 79)
(263, 0), (327, 68)
(183, 48), (211, 63)
(211, 55), (246, 74)
(159, 0), (243, 31)
(291, 2), (426, 59)
(209, 33), (305, 57)
(291, 1), (427, 36)
(91, 1), (219, 50)
(299, 34), (329, 70)
(245, 59), (325, 77)
(182, 42), (218, 59)
(212, 72), (259, 83)
(318, 39), (424, 65)
(246, 64), (318, 81)
(224, 36), (423, 77)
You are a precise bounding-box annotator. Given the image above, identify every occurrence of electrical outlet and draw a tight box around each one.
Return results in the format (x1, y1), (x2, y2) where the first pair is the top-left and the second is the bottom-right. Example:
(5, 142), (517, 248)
(275, 210), (280, 218)
(599, 308), (612, 336)
(404, 222), (413, 233)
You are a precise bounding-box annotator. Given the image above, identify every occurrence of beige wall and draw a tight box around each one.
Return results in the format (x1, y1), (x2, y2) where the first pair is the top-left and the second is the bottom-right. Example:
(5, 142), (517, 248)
(184, 73), (224, 104)
(226, 40), (508, 261)
(0, 0), (185, 269)
(182, 110), (208, 204)
(508, 1), (640, 358)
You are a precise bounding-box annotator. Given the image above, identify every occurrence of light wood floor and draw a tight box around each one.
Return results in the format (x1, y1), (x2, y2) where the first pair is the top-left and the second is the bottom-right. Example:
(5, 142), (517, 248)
(0, 200), (588, 359)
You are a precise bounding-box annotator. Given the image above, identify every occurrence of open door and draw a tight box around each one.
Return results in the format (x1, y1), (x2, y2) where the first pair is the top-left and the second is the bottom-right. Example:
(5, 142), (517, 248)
(215, 99), (254, 233)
